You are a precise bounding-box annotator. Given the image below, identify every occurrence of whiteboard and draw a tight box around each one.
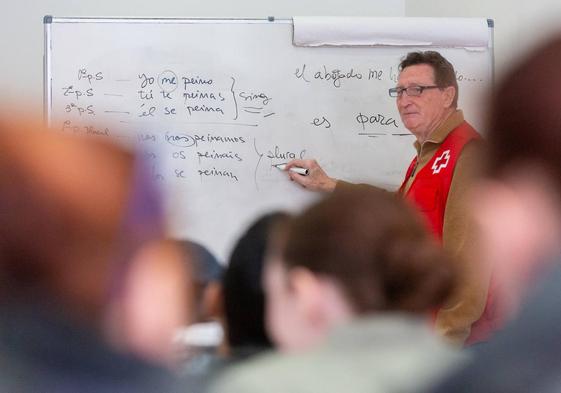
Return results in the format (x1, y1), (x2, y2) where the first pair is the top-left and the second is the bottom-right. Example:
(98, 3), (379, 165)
(44, 17), (494, 262)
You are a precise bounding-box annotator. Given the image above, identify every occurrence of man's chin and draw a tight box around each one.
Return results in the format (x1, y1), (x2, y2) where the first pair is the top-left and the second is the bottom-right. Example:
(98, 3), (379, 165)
(402, 120), (419, 131)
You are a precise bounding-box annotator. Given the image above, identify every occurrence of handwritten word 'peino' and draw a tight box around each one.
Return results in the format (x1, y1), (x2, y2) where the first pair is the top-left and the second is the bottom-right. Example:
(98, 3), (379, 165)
(183, 76), (213, 89)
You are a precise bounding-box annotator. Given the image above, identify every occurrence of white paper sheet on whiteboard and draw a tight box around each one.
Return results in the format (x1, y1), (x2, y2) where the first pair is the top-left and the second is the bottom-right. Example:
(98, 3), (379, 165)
(293, 17), (489, 50)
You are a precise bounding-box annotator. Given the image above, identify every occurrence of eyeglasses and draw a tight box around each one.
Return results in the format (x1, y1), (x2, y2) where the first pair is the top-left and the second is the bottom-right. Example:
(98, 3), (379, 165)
(388, 85), (441, 98)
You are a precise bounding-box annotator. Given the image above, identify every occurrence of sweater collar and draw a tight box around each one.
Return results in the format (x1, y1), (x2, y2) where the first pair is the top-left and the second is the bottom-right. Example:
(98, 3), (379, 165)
(413, 110), (464, 154)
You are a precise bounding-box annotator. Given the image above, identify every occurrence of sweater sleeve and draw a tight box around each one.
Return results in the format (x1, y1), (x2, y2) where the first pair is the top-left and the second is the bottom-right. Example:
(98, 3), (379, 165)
(334, 180), (389, 194)
(435, 142), (491, 346)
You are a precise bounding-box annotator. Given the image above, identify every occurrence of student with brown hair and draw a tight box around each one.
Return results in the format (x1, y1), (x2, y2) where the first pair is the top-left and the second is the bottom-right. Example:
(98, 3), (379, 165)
(212, 187), (465, 393)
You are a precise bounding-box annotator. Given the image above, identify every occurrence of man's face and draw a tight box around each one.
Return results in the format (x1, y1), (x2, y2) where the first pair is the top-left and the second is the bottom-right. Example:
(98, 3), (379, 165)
(396, 64), (455, 141)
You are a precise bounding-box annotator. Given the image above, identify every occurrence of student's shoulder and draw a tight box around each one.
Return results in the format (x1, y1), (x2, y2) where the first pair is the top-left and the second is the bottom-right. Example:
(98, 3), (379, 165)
(209, 351), (319, 393)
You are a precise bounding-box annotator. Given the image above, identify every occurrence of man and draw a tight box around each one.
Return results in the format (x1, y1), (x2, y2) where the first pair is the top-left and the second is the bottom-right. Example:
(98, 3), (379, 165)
(285, 51), (488, 345)
(429, 35), (561, 393)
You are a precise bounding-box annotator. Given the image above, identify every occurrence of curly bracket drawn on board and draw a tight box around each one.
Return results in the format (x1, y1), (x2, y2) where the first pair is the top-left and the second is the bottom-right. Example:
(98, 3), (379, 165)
(253, 137), (264, 191)
(230, 77), (238, 121)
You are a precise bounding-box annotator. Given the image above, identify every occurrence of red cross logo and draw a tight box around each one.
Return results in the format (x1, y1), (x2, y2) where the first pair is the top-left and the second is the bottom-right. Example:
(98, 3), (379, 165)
(431, 150), (451, 174)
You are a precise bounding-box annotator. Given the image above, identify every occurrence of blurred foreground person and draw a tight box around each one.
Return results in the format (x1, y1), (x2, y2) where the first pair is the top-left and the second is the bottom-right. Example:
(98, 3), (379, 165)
(0, 120), (191, 392)
(430, 36), (561, 393)
(181, 240), (223, 325)
(176, 240), (223, 379)
(212, 187), (466, 393)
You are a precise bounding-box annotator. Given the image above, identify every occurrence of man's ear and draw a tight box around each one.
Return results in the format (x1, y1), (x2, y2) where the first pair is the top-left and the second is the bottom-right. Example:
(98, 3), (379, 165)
(443, 86), (456, 108)
(288, 267), (325, 327)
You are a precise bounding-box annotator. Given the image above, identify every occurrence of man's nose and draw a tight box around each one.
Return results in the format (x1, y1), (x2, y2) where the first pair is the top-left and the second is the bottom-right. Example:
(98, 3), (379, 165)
(397, 94), (411, 108)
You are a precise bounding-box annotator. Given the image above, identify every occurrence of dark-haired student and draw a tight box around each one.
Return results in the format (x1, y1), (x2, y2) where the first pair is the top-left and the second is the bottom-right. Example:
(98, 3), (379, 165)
(180, 212), (289, 391)
(222, 212), (290, 359)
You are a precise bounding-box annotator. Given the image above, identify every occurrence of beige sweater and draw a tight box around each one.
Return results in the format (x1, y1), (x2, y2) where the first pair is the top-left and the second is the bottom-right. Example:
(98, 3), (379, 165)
(337, 110), (489, 346)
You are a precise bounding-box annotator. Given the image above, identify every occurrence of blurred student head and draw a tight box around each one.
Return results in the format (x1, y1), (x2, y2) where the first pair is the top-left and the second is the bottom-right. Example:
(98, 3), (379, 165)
(0, 119), (192, 366)
(471, 37), (561, 316)
(223, 212), (290, 354)
(265, 188), (455, 352)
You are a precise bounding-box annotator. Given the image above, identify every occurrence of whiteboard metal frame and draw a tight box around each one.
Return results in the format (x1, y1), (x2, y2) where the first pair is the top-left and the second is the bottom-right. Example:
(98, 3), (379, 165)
(487, 18), (495, 86)
(44, 16), (292, 24)
(44, 16), (53, 127)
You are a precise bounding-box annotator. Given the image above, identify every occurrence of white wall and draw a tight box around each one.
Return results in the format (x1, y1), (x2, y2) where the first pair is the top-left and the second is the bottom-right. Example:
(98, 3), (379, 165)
(0, 0), (404, 110)
(4, 0), (561, 111)
(406, 0), (561, 79)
